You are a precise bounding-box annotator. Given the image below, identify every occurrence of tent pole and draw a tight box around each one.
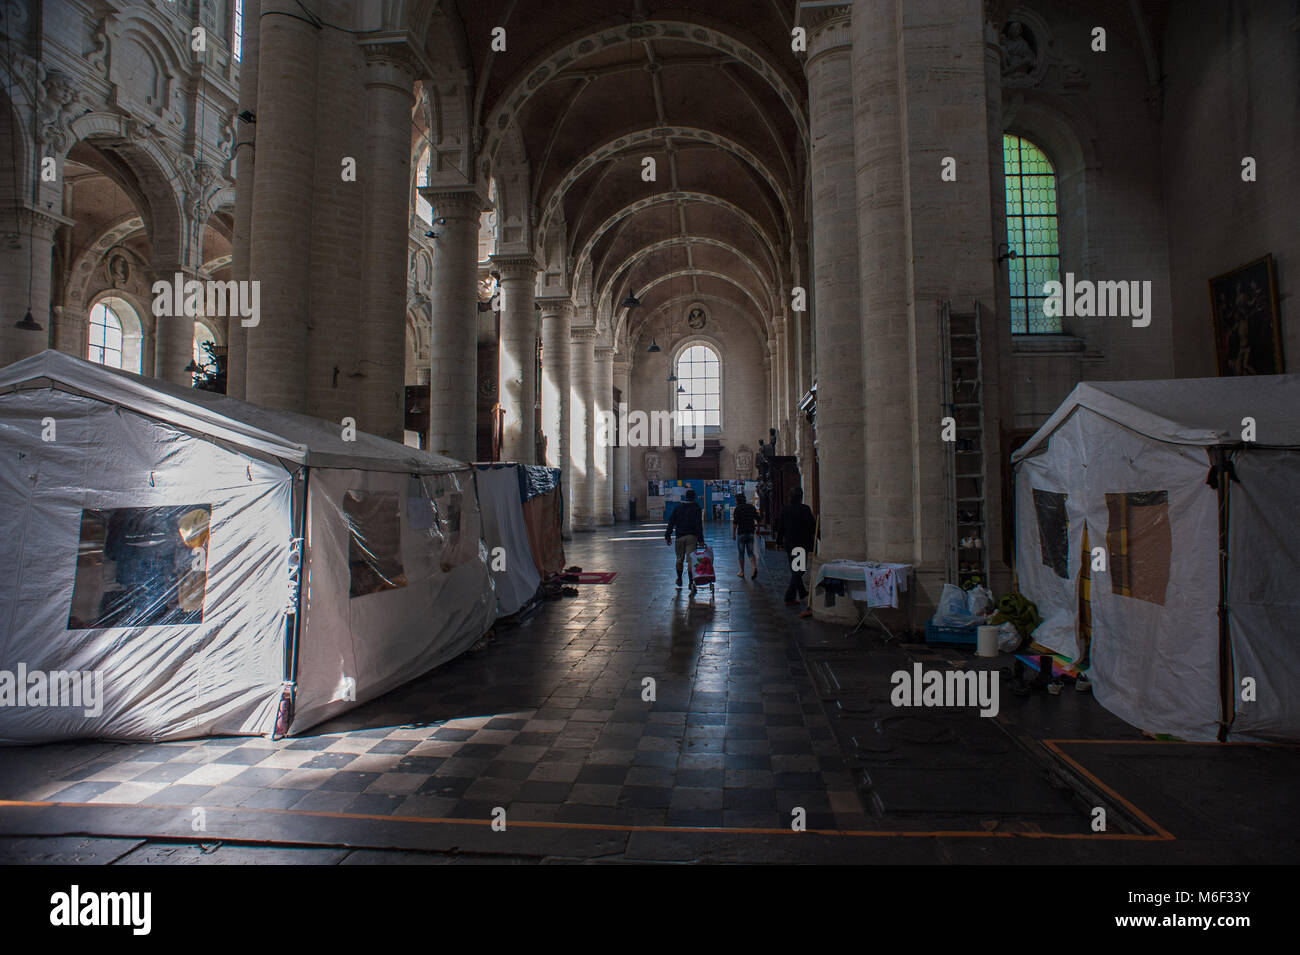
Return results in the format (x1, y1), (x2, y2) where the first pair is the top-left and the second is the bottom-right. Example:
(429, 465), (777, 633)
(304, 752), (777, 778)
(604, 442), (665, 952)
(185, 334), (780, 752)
(1215, 449), (1233, 742)
(275, 465), (310, 738)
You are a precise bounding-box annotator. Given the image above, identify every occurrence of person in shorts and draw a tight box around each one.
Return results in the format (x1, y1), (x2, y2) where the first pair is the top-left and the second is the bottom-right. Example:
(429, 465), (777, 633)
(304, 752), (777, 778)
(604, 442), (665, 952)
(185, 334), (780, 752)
(664, 488), (705, 593)
(732, 493), (759, 580)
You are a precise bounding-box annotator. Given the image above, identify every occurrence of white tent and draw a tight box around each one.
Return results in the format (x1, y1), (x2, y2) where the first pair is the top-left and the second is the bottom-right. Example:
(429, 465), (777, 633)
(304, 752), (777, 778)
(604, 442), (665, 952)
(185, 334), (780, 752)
(473, 463), (543, 616)
(0, 351), (497, 743)
(1012, 374), (1300, 742)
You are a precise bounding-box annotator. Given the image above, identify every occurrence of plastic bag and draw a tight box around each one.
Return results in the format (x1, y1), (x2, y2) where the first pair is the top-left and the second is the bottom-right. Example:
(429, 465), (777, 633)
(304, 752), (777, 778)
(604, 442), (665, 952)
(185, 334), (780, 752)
(997, 621), (1022, 653)
(967, 585), (993, 617)
(933, 583), (982, 627)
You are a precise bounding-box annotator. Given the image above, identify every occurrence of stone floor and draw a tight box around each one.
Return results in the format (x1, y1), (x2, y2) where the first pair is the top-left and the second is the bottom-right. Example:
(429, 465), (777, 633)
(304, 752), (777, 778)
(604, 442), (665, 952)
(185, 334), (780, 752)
(1, 521), (1295, 864)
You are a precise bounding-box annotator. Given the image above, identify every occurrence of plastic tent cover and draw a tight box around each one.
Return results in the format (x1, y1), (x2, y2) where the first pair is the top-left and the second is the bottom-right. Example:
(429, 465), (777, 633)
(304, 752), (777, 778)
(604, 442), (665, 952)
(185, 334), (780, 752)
(0, 388), (290, 743)
(287, 467), (497, 734)
(474, 464), (542, 616)
(1226, 449), (1300, 741)
(0, 350), (466, 474)
(1014, 374), (1300, 463)
(1014, 407), (1222, 741)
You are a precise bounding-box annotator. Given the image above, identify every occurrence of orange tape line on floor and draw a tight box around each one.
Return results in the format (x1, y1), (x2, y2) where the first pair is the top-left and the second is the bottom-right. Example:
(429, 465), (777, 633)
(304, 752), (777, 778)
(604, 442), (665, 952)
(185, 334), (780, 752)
(0, 799), (1170, 841)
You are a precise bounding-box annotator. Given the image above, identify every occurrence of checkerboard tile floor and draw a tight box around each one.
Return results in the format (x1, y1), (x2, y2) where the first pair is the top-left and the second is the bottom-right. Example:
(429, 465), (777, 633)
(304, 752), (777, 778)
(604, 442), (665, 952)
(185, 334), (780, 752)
(0, 525), (869, 831)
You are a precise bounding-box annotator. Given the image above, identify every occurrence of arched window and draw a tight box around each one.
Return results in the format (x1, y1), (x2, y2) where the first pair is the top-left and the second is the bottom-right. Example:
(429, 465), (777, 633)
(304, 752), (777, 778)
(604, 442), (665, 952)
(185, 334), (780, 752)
(415, 146), (432, 223)
(675, 343), (720, 430)
(193, 322), (216, 368)
(88, 301), (124, 368)
(1004, 134), (1060, 334)
(232, 0), (243, 62)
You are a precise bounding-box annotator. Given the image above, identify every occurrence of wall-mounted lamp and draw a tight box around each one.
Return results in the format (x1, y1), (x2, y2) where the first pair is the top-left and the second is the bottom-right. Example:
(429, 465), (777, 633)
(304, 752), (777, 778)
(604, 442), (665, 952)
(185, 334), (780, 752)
(997, 243), (1018, 266)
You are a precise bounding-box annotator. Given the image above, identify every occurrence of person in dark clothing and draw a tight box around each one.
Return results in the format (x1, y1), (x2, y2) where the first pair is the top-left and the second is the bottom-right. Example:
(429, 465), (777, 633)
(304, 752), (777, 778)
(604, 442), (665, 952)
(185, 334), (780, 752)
(664, 488), (705, 592)
(732, 493), (759, 579)
(777, 487), (816, 616)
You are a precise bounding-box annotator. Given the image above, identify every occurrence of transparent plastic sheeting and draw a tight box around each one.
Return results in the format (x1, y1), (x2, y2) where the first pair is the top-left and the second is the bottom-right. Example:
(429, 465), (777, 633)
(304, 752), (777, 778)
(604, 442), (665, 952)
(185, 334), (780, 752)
(288, 467), (496, 735)
(0, 389), (291, 743)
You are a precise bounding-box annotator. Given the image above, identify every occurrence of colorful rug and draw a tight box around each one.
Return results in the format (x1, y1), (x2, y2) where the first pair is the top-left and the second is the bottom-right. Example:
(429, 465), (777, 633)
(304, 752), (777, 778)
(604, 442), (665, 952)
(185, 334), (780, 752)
(1016, 650), (1082, 679)
(570, 571), (618, 584)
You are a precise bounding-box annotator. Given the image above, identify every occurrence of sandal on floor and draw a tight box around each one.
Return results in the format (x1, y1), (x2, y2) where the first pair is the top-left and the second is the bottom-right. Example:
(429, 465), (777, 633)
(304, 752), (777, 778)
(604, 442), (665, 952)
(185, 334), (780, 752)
(561, 586), (579, 596)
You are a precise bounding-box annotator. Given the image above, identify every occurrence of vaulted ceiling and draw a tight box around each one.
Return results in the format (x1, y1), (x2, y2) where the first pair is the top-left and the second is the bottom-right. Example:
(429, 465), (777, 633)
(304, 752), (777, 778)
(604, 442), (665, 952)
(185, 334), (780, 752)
(442, 0), (808, 351)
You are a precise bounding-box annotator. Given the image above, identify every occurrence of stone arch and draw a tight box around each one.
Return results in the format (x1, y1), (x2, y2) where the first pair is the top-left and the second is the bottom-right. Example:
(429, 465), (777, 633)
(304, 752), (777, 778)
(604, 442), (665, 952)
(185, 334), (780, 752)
(601, 236), (778, 322)
(66, 113), (189, 267)
(538, 126), (794, 248)
(480, 20), (808, 165)
(110, 10), (194, 130)
(575, 191), (780, 283)
(619, 269), (769, 339)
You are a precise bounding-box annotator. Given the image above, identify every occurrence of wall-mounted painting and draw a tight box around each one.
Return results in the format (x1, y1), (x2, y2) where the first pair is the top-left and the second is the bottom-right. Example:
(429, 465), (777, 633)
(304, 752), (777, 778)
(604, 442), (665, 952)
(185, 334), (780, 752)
(1209, 254), (1284, 376)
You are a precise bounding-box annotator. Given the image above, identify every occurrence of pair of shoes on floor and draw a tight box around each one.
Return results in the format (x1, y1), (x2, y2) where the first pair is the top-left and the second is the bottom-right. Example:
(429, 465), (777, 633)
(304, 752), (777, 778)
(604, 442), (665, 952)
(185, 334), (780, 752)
(561, 586), (579, 597)
(565, 565), (583, 573)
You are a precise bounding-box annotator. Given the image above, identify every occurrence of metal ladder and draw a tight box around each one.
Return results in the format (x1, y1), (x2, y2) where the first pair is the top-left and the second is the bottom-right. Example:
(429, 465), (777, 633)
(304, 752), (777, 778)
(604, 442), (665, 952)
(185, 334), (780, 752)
(940, 301), (989, 588)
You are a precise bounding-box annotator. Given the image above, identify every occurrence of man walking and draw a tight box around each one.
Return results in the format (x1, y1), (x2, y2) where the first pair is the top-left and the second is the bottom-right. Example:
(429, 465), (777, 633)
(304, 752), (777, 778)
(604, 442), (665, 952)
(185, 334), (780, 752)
(778, 487), (816, 617)
(665, 488), (705, 593)
(732, 493), (759, 579)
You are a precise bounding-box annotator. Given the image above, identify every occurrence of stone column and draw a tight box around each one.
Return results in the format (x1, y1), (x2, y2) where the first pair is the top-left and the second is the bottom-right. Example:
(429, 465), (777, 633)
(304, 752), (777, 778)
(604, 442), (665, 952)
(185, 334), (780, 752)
(612, 357), (631, 521)
(423, 189), (483, 461)
(593, 343), (614, 525)
(357, 46), (417, 442)
(569, 325), (597, 531)
(226, 0), (259, 399)
(805, 9), (865, 559)
(491, 254), (539, 463)
(852, 0), (912, 562)
(0, 208), (58, 366)
(152, 261), (198, 384)
(538, 297), (572, 536)
(774, 324), (789, 434)
(244, 3), (319, 412)
(766, 336), (779, 447)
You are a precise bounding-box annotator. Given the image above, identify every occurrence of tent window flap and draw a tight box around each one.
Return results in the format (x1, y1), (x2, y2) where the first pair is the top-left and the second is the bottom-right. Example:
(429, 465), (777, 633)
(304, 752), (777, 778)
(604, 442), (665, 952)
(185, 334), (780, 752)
(1032, 488), (1070, 579)
(1105, 490), (1172, 605)
(68, 505), (211, 629)
(343, 491), (407, 598)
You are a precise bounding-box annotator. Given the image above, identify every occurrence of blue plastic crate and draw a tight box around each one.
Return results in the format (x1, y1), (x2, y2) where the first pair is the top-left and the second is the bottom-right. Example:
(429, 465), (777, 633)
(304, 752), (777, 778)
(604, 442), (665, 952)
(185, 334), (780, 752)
(924, 620), (980, 647)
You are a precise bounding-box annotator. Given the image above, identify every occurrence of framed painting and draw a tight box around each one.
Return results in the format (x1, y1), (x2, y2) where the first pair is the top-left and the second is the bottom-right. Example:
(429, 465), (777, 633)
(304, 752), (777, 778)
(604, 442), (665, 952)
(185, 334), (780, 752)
(1209, 254), (1284, 376)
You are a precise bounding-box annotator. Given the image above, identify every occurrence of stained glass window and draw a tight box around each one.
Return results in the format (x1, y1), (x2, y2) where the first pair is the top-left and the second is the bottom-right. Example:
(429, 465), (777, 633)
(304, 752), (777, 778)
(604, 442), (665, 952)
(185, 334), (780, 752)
(1004, 134), (1060, 334)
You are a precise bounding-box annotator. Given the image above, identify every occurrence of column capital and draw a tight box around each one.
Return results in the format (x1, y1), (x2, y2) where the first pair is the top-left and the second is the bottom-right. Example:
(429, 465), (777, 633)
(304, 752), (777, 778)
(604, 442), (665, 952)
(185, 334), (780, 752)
(490, 253), (540, 279)
(358, 34), (421, 91)
(420, 187), (487, 223)
(571, 325), (598, 343)
(805, 7), (852, 64)
(0, 205), (75, 235)
(536, 296), (574, 318)
(594, 343), (615, 360)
